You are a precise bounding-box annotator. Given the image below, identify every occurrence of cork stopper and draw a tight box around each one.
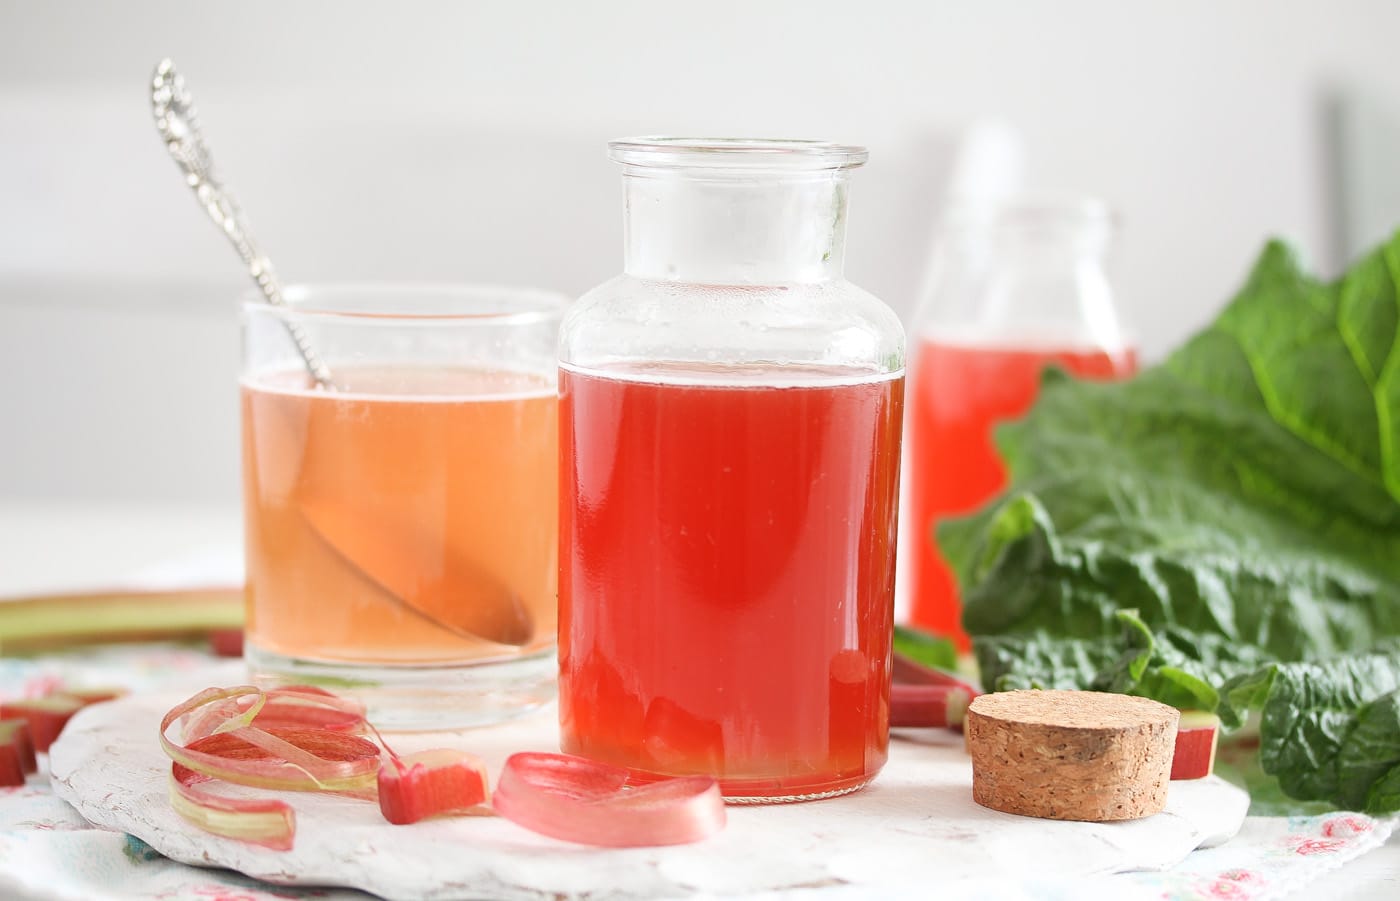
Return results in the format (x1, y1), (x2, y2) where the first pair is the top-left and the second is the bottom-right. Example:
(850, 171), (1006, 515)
(966, 690), (1179, 822)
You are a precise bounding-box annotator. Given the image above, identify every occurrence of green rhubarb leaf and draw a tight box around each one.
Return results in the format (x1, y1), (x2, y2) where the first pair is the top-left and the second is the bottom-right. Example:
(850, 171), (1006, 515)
(1217, 655), (1400, 813)
(1339, 690), (1400, 811)
(1368, 765), (1400, 812)
(939, 230), (1400, 813)
(973, 633), (1118, 691)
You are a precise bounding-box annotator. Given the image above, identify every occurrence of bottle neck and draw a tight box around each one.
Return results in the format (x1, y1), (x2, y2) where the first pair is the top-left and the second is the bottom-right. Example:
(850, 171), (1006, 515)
(622, 172), (850, 284)
(918, 223), (1125, 349)
(918, 201), (1126, 349)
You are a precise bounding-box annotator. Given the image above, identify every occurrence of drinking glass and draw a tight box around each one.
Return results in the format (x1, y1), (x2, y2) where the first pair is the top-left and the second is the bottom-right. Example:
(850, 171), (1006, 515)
(241, 284), (564, 729)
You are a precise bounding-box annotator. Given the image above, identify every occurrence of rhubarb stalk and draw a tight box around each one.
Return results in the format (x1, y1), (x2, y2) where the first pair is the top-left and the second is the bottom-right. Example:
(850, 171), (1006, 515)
(0, 587), (242, 654)
(891, 650), (979, 730)
(890, 683), (975, 729)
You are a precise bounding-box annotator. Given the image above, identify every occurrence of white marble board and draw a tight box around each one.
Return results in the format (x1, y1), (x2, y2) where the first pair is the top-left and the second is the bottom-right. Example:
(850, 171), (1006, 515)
(48, 692), (1249, 900)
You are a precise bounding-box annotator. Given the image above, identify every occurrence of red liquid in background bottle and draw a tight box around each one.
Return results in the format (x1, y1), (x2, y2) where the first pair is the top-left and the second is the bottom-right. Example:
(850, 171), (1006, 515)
(559, 364), (904, 800)
(908, 339), (1137, 650)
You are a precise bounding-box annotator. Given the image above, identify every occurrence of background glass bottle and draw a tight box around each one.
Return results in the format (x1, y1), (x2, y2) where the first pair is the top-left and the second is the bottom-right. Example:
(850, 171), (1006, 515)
(558, 138), (905, 802)
(905, 198), (1137, 649)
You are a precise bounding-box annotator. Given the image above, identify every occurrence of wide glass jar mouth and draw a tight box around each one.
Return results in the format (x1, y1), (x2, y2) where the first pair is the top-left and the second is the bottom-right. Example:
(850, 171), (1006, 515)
(609, 137), (868, 172)
(240, 283), (566, 326)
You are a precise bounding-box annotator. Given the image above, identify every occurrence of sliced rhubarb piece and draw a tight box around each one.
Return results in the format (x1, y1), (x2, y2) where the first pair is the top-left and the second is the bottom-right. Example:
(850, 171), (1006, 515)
(0, 719), (37, 786)
(378, 748), (490, 825)
(0, 745), (23, 786)
(1171, 710), (1221, 780)
(890, 683), (975, 729)
(209, 628), (244, 658)
(0, 719), (37, 776)
(0, 696), (87, 752)
(493, 752), (725, 847)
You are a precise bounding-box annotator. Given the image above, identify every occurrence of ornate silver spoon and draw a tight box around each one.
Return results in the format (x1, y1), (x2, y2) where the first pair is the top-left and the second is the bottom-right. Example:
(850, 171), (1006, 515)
(150, 58), (334, 388)
(147, 60), (533, 647)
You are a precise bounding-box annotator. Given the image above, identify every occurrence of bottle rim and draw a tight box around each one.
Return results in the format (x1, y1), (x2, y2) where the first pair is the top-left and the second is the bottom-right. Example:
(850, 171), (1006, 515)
(609, 137), (868, 172)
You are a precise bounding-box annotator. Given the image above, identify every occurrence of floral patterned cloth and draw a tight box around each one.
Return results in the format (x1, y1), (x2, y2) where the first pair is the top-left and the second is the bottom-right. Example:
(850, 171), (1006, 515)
(1121, 813), (1395, 900)
(0, 644), (1394, 901)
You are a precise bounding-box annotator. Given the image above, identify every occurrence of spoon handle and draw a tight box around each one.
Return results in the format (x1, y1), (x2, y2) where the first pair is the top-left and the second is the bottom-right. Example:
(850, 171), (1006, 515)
(150, 59), (334, 388)
(195, 177), (330, 385)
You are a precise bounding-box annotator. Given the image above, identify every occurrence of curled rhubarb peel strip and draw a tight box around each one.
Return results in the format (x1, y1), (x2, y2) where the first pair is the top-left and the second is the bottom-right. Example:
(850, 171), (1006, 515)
(186, 686), (365, 738)
(160, 687), (382, 848)
(493, 752), (726, 847)
(160, 687), (379, 794)
(499, 749), (627, 799)
(170, 747), (295, 851)
(252, 687), (367, 734)
(232, 727), (382, 795)
(178, 690), (265, 746)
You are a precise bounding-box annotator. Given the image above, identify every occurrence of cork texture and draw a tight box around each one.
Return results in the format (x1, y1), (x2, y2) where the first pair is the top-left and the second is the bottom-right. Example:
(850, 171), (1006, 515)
(967, 690), (1179, 822)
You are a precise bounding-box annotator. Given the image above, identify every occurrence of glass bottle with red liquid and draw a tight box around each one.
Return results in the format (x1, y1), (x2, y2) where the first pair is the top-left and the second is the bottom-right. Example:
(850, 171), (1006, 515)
(905, 198), (1137, 649)
(558, 138), (905, 802)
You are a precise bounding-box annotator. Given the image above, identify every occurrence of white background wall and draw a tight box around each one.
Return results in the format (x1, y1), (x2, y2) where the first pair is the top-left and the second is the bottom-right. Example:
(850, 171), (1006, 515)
(2, 0), (1399, 509)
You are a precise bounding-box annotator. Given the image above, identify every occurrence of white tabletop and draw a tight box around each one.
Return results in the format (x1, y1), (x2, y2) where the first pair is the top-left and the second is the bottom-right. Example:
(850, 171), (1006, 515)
(1, 501), (1396, 898)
